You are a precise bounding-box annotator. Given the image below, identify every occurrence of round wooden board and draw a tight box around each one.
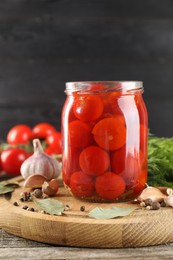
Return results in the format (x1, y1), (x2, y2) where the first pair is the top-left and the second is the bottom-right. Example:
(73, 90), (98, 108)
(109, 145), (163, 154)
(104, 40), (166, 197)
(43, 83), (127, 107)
(0, 176), (173, 248)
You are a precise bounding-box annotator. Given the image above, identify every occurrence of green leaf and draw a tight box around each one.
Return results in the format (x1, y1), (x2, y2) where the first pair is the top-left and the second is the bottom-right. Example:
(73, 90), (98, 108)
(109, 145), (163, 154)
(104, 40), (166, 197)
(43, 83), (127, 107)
(0, 180), (19, 195)
(34, 198), (65, 215)
(88, 206), (134, 220)
(4, 182), (20, 188)
(0, 185), (15, 195)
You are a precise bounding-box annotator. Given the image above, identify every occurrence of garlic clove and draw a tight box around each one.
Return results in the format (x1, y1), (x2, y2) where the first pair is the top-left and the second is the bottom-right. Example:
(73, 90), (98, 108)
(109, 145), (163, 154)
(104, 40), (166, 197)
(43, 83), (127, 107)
(42, 181), (58, 197)
(164, 195), (173, 207)
(137, 186), (167, 203)
(48, 179), (59, 191)
(23, 175), (48, 188)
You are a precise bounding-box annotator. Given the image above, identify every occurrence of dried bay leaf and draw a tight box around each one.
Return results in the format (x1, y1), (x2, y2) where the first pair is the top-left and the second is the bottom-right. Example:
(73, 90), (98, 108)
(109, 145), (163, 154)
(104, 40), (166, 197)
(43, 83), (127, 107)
(34, 198), (65, 215)
(0, 181), (8, 187)
(0, 180), (19, 195)
(0, 185), (14, 195)
(0, 180), (19, 188)
(88, 206), (134, 220)
(4, 182), (20, 188)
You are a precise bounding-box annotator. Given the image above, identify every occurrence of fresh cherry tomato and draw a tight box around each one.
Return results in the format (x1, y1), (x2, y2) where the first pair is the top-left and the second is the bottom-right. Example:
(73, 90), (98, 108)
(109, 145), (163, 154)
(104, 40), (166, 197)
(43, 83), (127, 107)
(92, 116), (126, 150)
(68, 120), (91, 148)
(32, 122), (56, 139)
(44, 146), (62, 156)
(70, 171), (95, 197)
(73, 94), (104, 122)
(1, 148), (30, 175)
(95, 172), (126, 200)
(79, 145), (110, 176)
(45, 131), (62, 154)
(7, 124), (32, 145)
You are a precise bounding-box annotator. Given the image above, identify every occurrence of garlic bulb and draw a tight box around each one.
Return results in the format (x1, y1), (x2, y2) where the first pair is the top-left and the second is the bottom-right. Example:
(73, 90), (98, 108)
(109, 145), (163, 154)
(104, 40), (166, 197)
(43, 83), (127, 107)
(20, 139), (61, 180)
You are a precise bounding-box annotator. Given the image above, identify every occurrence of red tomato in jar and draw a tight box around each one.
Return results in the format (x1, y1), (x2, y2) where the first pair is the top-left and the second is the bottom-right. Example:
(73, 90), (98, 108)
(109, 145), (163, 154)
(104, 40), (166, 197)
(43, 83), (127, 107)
(7, 124), (33, 145)
(92, 116), (126, 151)
(45, 131), (62, 154)
(73, 94), (104, 122)
(79, 145), (110, 177)
(70, 171), (95, 197)
(104, 92), (123, 115)
(135, 93), (148, 125)
(32, 122), (56, 139)
(110, 146), (126, 174)
(95, 172), (126, 200)
(133, 170), (147, 195)
(1, 148), (30, 175)
(62, 146), (81, 186)
(68, 120), (91, 148)
(119, 152), (142, 189)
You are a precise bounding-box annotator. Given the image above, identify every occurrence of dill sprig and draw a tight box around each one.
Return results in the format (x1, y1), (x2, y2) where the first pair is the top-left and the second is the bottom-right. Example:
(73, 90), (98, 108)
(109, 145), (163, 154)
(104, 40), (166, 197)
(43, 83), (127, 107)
(148, 134), (173, 188)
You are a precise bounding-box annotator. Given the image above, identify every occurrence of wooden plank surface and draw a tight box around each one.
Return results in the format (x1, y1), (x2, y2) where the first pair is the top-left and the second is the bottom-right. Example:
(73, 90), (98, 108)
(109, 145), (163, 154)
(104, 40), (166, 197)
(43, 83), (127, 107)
(0, 229), (173, 260)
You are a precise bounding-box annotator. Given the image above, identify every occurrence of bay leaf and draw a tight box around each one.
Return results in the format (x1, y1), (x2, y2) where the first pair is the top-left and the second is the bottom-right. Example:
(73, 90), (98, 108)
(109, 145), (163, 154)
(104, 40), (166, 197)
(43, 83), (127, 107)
(4, 182), (20, 188)
(0, 181), (19, 188)
(0, 181), (8, 187)
(34, 198), (65, 215)
(0, 180), (19, 194)
(0, 185), (15, 195)
(88, 206), (134, 220)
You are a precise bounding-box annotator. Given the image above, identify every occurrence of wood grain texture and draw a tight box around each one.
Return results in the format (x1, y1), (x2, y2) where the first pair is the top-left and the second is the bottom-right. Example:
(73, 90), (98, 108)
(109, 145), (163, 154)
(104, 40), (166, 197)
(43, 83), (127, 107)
(0, 176), (173, 249)
(0, 228), (173, 260)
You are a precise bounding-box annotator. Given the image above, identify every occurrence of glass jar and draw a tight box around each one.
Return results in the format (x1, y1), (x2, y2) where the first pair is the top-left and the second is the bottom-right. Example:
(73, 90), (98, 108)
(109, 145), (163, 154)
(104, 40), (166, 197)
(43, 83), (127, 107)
(61, 81), (148, 202)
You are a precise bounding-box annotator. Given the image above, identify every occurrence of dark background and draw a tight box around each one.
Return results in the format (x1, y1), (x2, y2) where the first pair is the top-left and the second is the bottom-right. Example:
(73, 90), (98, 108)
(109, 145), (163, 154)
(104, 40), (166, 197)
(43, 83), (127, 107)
(0, 0), (173, 139)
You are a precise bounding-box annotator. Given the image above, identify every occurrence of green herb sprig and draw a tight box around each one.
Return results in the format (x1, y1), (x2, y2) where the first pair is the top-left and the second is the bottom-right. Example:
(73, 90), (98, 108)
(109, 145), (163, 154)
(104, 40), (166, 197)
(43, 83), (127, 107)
(148, 134), (173, 188)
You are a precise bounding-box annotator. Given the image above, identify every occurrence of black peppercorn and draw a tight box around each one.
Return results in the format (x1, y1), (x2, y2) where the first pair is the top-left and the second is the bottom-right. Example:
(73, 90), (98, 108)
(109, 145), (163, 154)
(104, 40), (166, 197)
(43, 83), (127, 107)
(27, 207), (35, 212)
(64, 205), (70, 211)
(32, 189), (43, 198)
(80, 206), (85, 212)
(22, 205), (29, 210)
(13, 201), (19, 206)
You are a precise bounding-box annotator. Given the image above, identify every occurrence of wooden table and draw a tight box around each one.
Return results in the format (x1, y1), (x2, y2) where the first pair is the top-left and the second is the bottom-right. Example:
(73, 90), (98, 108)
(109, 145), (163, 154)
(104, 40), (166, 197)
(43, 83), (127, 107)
(0, 175), (173, 259)
(0, 228), (173, 259)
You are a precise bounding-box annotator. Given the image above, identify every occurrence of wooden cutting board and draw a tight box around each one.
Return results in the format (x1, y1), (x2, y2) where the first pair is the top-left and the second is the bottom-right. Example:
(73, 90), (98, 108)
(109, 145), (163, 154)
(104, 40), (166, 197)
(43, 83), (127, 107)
(0, 176), (173, 248)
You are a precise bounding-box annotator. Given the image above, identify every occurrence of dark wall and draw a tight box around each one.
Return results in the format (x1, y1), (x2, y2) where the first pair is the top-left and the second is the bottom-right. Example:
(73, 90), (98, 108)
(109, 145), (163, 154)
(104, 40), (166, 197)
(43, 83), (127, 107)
(0, 0), (173, 139)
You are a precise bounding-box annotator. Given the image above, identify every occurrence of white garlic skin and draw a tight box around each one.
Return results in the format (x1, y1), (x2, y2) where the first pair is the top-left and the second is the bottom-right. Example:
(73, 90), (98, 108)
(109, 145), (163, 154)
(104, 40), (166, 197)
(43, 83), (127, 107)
(20, 139), (61, 180)
(164, 195), (173, 207)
